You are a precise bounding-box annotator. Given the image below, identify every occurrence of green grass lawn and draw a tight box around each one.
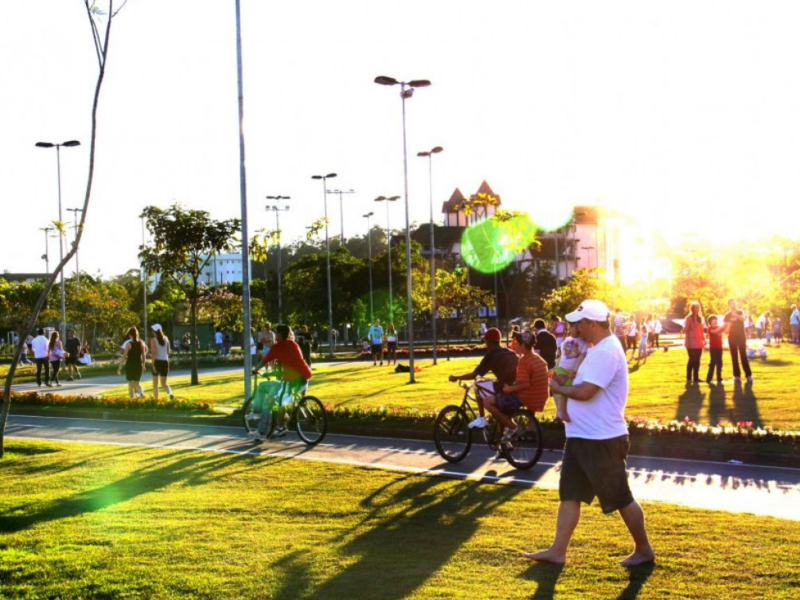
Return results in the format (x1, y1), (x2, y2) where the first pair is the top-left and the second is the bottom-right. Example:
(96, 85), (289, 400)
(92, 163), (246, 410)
(102, 341), (800, 431)
(1, 439), (798, 599)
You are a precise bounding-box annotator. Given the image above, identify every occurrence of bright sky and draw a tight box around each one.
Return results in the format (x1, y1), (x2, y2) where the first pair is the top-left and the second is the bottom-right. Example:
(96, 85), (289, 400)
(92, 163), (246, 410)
(3, 0), (800, 278)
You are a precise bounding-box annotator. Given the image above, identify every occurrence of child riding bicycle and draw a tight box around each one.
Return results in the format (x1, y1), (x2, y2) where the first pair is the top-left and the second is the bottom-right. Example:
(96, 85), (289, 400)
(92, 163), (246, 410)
(250, 324), (312, 441)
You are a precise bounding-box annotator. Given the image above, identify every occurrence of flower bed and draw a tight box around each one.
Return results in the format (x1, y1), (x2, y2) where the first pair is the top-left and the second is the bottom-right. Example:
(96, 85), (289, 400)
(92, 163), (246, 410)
(6, 391), (214, 412)
(359, 345), (487, 359)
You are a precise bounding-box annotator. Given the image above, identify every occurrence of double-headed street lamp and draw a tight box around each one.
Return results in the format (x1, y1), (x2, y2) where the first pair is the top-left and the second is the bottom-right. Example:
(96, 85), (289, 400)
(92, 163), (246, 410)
(266, 196), (291, 323)
(36, 139), (81, 339)
(374, 75), (431, 383)
(417, 145), (443, 365)
(326, 188), (355, 242)
(363, 212), (375, 322)
(374, 195), (400, 319)
(311, 173), (337, 358)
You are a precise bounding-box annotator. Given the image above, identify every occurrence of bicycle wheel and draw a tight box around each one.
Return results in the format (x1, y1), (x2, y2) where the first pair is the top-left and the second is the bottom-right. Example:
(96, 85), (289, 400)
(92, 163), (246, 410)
(501, 409), (544, 470)
(294, 396), (327, 446)
(243, 398), (274, 439)
(434, 405), (472, 463)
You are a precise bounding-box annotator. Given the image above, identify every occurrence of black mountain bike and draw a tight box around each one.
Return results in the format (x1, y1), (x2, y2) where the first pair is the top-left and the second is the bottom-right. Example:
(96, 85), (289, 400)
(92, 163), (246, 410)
(434, 379), (543, 470)
(243, 370), (328, 446)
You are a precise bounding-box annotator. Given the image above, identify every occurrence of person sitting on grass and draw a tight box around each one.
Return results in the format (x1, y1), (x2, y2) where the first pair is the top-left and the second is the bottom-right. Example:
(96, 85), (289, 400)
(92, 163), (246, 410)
(448, 327), (518, 429)
(250, 324), (312, 441)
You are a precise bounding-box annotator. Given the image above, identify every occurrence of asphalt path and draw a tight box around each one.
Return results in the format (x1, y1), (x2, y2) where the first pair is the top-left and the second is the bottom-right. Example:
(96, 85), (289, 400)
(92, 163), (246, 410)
(6, 414), (800, 521)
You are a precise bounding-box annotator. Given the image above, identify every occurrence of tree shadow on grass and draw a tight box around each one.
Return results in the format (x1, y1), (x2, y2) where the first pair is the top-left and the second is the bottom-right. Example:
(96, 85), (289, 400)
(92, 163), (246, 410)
(0, 448), (259, 534)
(271, 474), (524, 600)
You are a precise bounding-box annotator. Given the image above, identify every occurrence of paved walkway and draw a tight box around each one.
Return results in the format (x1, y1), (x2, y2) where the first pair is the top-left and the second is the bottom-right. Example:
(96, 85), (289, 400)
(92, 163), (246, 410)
(7, 414), (800, 521)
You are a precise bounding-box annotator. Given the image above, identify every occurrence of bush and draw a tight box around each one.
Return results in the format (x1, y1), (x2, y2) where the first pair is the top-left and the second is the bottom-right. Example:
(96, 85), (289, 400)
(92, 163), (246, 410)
(6, 391), (214, 412)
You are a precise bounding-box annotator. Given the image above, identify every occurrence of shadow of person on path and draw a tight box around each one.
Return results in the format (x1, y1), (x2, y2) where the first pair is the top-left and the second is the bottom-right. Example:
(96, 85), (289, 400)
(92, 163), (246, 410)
(731, 380), (761, 427)
(675, 383), (705, 423)
(522, 562), (564, 600)
(269, 474), (525, 600)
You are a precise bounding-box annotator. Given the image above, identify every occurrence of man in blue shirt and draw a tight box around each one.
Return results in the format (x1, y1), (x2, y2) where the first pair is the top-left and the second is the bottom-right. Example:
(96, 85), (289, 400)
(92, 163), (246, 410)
(367, 319), (384, 366)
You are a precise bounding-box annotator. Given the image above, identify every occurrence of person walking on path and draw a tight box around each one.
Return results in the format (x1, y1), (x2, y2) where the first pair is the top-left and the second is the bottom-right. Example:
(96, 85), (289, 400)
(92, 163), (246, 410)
(32, 328), (51, 387)
(684, 302), (705, 384)
(64, 328), (82, 381)
(526, 299), (655, 567)
(117, 327), (147, 398)
(148, 324), (174, 401)
(724, 299), (752, 382)
(368, 319), (384, 366)
(214, 328), (224, 355)
(47, 331), (66, 387)
(790, 304), (800, 343)
(18, 338), (31, 365)
(706, 315), (724, 383)
(651, 314), (662, 348)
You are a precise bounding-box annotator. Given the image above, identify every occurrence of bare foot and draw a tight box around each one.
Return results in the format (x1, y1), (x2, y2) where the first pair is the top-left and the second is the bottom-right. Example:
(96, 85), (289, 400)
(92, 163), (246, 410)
(620, 549), (655, 567)
(556, 409), (571, 423)
(524, 549), (566, 565)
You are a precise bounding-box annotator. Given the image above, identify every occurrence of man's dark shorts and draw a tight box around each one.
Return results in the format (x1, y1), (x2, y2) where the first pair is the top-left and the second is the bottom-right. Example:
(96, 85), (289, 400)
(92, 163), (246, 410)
(559, 435), (634, 514)
(371, 343), (382, 355)
(495, 392), (521, 414)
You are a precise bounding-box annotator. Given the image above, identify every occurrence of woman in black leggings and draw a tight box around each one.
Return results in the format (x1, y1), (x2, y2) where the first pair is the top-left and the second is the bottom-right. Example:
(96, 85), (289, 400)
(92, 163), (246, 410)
(683, 302), (705, 383)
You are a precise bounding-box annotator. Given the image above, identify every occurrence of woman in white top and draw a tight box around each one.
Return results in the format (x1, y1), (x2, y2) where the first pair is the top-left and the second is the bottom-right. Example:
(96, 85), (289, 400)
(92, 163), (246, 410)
(149, 324), (174, 401)
(385, 322), (399, 366)
(48, 331), (66, 387)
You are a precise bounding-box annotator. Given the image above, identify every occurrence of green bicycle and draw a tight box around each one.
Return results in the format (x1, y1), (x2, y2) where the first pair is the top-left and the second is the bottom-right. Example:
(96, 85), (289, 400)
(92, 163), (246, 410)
(242, 370), (328, 446)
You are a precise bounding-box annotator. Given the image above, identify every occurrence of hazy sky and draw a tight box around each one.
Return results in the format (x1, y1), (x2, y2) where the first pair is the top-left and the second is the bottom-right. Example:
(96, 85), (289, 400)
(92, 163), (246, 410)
(3, 0), (800, 278)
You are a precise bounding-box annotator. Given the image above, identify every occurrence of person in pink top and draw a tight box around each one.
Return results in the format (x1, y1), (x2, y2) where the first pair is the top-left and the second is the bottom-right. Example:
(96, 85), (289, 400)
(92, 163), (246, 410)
(683, 302), (706, 384)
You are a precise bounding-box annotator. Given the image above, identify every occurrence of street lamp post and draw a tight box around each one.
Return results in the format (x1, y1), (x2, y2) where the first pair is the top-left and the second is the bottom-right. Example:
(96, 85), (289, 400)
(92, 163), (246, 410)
(363, 212), (375, 322)
(311, 173), (337, 358)
(326, 188), (355, 242)
(36, 140), (80, 340)
(140, 215), (148, 335)
(374, 195), (400, 320)
(66, 208), (83, 293)
(266, 196), (291, 323)
(375, 75), (431, 383)
(40, 226), (55, 274)
(417, 146), (443, 365)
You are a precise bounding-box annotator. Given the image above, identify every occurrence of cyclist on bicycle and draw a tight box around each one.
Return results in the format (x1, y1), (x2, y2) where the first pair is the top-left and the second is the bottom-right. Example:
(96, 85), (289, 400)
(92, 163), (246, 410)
(487, 329), (550, 442)
(250, 324), (312, 441)
(448, 327), (518, 429)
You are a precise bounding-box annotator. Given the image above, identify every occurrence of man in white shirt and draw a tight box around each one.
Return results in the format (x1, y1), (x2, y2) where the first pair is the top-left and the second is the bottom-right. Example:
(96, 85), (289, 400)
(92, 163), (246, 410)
(31, 328), (51, 387)
(526, 299), (655, 567)
(790, 304), (800, 344)
(367, 320), (384, 366)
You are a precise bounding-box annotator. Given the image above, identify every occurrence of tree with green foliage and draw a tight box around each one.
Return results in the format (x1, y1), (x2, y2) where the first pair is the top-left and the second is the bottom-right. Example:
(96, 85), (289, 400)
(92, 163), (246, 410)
(543, 268), (621, 319)
(436, 268), (495, 340)
(139, 204), (240, 385)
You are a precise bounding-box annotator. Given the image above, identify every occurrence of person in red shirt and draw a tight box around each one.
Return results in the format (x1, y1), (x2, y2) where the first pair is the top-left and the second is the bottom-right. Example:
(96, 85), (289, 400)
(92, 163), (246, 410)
(251, 324), (313, 440)
(706, 315), (724, 383)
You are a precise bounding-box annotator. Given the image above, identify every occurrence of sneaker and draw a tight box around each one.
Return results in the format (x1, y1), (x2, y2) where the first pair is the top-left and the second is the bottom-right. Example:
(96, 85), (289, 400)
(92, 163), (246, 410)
(45, 382), (52, 388)
(249, 431), (265, 442)
(67, 377), (73, 382)
(245, 412), (258, 421)
(272, 426), (288, 438)
(746, 376), (754, 382)
(55, 382), (62, 387)
(734, 377), (741, 382)
(501, 426), (520, 443)
(169, 394), (175, 401)
(468, 416), (487, 429)
(76, 372), (82, 380)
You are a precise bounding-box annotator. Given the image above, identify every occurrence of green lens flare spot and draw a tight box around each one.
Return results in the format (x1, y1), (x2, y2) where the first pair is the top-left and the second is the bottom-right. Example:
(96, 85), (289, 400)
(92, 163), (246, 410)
(460, 214), (537, 273)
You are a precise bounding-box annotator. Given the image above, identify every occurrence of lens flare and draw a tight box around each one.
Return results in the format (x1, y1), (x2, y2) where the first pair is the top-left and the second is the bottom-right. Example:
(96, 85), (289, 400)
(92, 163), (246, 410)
(460, 214), (537, 273)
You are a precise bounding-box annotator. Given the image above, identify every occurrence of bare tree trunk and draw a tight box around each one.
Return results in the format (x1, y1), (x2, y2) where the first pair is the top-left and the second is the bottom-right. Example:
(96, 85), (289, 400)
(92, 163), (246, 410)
(190, 281), (199, 386)
(0, 1), (120, 459)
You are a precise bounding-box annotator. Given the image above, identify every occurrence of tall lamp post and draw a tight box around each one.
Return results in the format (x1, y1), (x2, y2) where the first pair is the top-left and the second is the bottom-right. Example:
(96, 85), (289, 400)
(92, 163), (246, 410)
(140, 214), (148, 335)
(417, 145), (443, 365)
(326, 188), (355, 242)
(363, 212), (375, 322)
(374, 195), (400, 319)
(36, 139), (80, 339)
(66, 207), (83, 292)
(311, 173), (337, 358)
(375, 75), (431, 383)
(266, 196), (291, 323)
(40, 226), (55, 275)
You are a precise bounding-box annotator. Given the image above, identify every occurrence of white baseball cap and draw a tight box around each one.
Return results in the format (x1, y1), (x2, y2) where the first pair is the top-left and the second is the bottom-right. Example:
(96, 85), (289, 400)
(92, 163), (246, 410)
(565, 299), (610, 323)
(151, 323), (163, 332)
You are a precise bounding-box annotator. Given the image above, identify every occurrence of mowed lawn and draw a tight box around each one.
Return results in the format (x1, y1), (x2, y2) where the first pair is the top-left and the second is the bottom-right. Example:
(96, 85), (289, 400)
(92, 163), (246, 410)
(103, 341), (800, 430)
(1, 439), (798, 600)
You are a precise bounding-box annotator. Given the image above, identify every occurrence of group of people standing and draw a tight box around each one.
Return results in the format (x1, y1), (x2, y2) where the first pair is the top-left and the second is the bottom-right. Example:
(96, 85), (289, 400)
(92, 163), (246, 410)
(683, 299), (753, 384)
(613, 311), (662, 362)
(365, 319), (399, 366)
